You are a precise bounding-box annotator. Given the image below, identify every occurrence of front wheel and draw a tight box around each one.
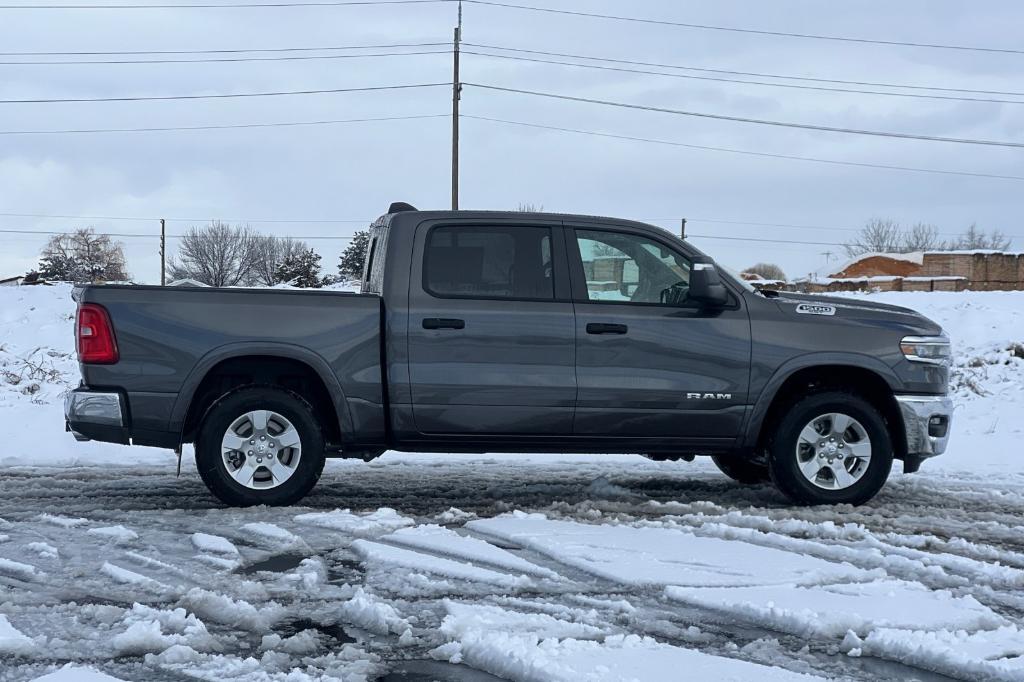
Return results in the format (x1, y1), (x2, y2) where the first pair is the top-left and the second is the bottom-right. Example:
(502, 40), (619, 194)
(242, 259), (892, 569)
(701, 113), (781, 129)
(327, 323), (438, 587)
(768, 391), (893, 506)
(195, 386), (326, 507)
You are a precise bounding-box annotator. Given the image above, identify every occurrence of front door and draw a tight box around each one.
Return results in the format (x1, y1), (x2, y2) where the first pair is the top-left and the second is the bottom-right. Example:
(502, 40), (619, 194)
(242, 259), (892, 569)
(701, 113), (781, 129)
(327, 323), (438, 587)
(568, 225), (751, 440)
(407, 221), (576, 435)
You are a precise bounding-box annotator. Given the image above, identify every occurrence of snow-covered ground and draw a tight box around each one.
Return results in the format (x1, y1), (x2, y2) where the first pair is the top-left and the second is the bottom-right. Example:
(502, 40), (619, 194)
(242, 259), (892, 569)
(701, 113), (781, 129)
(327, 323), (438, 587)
(0, 285), (1022, 681)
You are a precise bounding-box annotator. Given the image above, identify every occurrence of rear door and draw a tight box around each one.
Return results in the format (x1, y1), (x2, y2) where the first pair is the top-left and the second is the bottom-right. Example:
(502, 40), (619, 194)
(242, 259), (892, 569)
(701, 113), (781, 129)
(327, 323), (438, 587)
(567, 223), (751, 440)
(406, 219), (576, 435)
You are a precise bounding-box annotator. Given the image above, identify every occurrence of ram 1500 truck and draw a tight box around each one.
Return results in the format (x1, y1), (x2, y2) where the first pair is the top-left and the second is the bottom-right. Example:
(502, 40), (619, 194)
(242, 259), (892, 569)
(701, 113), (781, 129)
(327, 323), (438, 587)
(65, 204), (953, 507)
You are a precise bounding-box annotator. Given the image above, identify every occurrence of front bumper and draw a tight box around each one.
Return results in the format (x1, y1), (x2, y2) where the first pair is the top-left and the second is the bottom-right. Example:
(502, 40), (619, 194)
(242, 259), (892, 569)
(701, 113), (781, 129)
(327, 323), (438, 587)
(64, 388), (130, 444)
(895, 394), (953, 458)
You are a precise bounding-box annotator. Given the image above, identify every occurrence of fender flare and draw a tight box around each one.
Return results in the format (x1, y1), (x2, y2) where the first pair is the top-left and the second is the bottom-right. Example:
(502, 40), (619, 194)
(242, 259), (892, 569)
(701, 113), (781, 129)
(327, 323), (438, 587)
(169, 341), (353, 442)
(740, 352), (901, 449)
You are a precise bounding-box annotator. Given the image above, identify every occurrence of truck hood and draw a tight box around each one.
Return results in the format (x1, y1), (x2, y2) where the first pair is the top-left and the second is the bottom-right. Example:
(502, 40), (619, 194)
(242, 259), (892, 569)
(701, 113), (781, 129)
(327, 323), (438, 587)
(766, 291), (943, 335)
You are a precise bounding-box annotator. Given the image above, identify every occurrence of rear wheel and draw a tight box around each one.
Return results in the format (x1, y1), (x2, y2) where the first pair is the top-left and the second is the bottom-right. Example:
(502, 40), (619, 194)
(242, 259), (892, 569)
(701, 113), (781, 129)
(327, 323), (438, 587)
(768, 391), (893, 506)
(195, 386), (325, 507)
(711, 453), (771, 484)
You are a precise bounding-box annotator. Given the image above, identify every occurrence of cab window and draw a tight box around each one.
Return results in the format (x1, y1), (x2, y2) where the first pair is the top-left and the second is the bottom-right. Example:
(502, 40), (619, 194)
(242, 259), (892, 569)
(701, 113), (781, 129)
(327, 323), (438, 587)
(425, 225), (554, 300)
(575, 230), (692, 304)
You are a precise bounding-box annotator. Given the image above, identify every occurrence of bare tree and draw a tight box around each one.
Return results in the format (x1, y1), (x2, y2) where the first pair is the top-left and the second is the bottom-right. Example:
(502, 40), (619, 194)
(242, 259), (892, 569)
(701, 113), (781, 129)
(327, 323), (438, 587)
(169, 221), (261, 287)
(843, 218), (904, 256)
(902, 222), (942, 252)
(37, 228), (129, 282)
(952, 224), (1011, 251)
(250, 235), (310, 286)
(743, 262), (787, 281)
(516, 203), (544, 212)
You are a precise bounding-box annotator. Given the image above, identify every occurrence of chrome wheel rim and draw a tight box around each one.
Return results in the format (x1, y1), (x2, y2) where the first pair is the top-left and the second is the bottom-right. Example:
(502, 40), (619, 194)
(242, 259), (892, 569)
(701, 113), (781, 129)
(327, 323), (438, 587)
(221, 410), (302, 490)
(795, 412), (872, 491)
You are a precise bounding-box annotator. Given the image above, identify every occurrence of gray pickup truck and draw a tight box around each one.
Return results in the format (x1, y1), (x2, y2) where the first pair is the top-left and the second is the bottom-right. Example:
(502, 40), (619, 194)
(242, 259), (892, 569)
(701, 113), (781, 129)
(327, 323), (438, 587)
(66, 204), (952, 507)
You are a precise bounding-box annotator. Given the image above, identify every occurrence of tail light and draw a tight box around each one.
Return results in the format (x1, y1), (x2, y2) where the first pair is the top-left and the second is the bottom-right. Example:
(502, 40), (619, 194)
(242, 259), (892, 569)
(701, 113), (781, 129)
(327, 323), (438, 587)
(76, 303), (119, 364)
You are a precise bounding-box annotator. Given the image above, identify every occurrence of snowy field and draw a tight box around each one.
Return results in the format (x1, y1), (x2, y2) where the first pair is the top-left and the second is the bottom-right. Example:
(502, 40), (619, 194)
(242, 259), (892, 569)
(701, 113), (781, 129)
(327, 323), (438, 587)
(0, 285), (1023, 681)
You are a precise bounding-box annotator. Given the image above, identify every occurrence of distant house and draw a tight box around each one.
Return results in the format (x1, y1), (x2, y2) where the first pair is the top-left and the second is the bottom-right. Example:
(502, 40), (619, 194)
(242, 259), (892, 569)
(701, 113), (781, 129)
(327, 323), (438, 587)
(167, 278), (210, 287)
(822, 252), (924, 279)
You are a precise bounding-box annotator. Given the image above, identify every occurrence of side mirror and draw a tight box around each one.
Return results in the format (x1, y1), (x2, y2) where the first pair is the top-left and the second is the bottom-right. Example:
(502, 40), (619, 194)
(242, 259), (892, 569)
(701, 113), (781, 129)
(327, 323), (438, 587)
(689, 262), (728, 307)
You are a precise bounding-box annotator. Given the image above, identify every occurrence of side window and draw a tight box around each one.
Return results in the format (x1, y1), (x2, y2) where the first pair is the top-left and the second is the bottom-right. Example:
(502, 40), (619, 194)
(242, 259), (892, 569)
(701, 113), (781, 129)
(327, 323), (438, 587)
(425, 225), (554, 300)
(576, 230), (692, 304)
(361, 237), (377, 290)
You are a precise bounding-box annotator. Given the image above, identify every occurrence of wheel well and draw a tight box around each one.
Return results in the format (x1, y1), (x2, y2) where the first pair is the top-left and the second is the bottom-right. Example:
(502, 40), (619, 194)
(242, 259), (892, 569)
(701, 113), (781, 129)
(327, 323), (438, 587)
(756, 365), (906, 459)
(181, 355), (340, 446)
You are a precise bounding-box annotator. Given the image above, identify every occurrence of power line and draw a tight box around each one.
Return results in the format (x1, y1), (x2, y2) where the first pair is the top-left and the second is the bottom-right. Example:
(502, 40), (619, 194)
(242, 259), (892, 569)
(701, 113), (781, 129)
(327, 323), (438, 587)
(0, 41), (448, 56)
(463, 115), (1024, 183)
(686, 234), (847, 247)
(0, 227), (356, 239)
(0, 48), (451, 65)
(464, 83), (1024, 149)
(464, 1), (1024, 56)
(462, 49), (1024, 105)
(0, 213), (371, 223)
(0, 0), (446, 8)
(0, 81), (447, 104)
(465, 43), (1024, 99)
(659, 217), (1023, 240)
(2, 222), (1017, 247)
(0, 113), (448, 135)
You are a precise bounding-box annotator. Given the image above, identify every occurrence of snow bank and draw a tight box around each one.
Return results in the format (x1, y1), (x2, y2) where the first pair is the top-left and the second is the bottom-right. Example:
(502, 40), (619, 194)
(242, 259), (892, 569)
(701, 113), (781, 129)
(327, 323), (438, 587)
(31, 666), (124, 682)
(87, 525), (138, 543)
(294, 507), (413, 536)
(666, 579), (1006, 638)
(467, 514), (869, 587)
(240, 522), (301, 546)
(339, 587), (411, 636)
(384, 524), (561, 579)
(351, 539), (534, 589)
(0, 614), (35, 656)
(864, 625), (1024, 681)
(436, 602), (824, 682)
(191, 532), (239, 556)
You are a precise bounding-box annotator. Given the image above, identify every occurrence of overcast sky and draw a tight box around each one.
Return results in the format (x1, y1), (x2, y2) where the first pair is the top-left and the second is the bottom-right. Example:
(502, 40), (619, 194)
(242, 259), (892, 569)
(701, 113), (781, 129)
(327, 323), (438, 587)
(1, 0), (1022, 283)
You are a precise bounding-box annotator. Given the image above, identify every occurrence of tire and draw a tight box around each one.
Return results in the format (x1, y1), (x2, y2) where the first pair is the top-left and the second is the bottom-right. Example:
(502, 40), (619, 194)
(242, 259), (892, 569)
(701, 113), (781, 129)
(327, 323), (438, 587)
(195, 386), (326, 507)
(768, 391), (893, 506)
(711, 453), (771, 484)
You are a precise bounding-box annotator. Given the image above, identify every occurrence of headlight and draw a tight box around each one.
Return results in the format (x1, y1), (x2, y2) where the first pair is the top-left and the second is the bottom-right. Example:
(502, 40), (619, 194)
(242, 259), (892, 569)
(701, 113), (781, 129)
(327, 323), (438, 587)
(900, 334), (951, 365)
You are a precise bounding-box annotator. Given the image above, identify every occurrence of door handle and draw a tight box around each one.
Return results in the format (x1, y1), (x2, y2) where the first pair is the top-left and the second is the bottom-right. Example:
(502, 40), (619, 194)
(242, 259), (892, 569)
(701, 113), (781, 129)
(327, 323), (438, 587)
(423, 317), (465, 330)
(586, 322), (628, 335)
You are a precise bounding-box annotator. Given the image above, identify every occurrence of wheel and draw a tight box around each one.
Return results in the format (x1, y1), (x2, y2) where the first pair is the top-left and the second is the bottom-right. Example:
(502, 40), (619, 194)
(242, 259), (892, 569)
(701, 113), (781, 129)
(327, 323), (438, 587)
(195, 386), (326, 507)
(711, 453), (771, 484)
(768, 391), (893, 506)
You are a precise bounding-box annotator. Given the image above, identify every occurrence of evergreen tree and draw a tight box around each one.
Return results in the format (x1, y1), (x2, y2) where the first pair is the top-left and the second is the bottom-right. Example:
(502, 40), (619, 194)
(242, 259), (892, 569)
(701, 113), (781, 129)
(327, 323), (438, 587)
(274, 247), (323, 288)
(337, 230), (370, 280)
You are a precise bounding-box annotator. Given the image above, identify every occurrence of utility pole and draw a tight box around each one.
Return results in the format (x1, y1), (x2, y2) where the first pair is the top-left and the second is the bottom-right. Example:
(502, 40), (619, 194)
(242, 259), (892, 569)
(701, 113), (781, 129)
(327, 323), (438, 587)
(451, 0), (462, 210)
(159, 218), (166, 286)
(680, 218), (687, 239)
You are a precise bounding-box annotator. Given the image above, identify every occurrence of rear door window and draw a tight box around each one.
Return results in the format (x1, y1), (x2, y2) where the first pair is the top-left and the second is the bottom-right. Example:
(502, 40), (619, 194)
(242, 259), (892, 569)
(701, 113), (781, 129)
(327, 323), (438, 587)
(424, 225), (554, 300)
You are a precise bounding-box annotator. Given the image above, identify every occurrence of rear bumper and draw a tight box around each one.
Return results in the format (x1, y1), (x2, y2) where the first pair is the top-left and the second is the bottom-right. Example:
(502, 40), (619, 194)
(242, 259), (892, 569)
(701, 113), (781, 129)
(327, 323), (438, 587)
(64, 388), (130, 445)
(895, 394), (952, 458)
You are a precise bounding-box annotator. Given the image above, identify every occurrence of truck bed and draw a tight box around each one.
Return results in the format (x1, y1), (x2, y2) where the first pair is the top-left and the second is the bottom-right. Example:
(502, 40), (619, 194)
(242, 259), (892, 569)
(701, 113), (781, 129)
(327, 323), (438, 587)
(73, 284), (384, 448)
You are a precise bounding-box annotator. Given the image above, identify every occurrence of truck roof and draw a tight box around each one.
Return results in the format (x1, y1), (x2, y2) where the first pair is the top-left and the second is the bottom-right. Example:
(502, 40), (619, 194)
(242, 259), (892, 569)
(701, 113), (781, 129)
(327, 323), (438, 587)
(378, 207), (674, 236)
